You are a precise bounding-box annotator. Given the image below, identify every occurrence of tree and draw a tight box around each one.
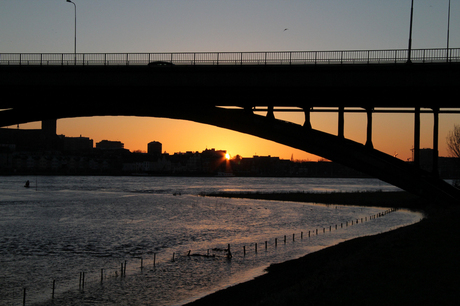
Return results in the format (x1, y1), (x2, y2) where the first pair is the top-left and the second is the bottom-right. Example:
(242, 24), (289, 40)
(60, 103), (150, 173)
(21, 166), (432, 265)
(446, 125), (460, 158)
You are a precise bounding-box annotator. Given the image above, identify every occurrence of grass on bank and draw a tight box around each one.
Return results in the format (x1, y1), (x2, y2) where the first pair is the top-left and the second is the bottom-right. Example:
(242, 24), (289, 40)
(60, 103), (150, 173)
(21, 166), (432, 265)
(203, 190), (429, 213)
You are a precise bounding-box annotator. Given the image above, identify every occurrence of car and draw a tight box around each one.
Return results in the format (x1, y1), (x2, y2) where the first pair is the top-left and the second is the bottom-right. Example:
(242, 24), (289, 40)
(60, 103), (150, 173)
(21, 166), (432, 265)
(147, 61), (174, 66)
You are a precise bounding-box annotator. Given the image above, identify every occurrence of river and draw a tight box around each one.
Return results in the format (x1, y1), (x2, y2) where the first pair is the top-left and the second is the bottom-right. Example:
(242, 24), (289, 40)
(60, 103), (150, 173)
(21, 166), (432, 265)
(0, 176), (422, 305)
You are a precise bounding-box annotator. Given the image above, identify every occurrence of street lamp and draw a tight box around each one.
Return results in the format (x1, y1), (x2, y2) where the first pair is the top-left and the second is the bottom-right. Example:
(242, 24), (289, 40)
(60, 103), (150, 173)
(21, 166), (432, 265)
(66, 0), (76, 63)
(447, 0), (451, 62)
(407, 0), (414, 64)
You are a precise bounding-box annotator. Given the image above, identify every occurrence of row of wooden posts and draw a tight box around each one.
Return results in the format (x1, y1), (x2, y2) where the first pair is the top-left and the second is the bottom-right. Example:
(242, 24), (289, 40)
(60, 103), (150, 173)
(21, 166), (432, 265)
(20, 208), (397, 305)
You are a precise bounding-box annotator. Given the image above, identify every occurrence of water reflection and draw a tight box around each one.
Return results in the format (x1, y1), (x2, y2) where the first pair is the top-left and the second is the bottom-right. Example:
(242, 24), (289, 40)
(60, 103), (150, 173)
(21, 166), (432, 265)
(0, 177), (419, 305)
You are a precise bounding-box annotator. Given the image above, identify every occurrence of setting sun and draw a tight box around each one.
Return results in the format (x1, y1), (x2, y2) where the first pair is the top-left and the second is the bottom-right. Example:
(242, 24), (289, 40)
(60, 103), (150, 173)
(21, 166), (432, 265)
(225, 153), (230, 160)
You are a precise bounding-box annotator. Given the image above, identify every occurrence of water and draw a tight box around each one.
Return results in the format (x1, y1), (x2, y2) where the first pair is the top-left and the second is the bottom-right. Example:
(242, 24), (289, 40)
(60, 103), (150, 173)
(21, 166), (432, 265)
(0, 176), (422, 305)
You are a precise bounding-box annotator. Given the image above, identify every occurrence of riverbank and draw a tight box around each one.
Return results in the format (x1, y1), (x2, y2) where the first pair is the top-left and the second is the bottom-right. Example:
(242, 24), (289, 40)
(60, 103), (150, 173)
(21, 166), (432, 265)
(186, 191), (460, 305)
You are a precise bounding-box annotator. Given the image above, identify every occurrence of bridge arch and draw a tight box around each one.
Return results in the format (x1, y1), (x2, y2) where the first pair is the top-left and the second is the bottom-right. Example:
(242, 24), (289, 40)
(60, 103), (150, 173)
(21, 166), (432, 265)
(1, 104), (459, 202)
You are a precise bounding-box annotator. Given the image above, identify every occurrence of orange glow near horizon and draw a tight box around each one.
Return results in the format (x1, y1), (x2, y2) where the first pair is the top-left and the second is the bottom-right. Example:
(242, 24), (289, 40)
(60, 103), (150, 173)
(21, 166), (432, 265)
(9, 111), (459, 162)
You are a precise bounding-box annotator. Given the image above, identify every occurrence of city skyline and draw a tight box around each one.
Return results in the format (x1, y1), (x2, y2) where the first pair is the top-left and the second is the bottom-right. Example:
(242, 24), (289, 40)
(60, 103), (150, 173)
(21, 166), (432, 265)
(1, 1), (459, 161)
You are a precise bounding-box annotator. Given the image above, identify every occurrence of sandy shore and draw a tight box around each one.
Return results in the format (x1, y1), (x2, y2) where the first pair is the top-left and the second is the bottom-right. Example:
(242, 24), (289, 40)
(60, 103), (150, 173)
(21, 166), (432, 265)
(185, 191), (460, 305)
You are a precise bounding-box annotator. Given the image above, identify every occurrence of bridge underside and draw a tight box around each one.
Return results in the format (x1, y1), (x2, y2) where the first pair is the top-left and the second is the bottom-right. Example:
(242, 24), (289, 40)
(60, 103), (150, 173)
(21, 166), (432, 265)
(1, 103), (459, 202)
(1, 63), (460, 201)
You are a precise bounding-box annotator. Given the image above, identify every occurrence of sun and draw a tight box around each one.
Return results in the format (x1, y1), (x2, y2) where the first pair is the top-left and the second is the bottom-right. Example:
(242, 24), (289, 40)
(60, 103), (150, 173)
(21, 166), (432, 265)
(225, 153), (230, 160)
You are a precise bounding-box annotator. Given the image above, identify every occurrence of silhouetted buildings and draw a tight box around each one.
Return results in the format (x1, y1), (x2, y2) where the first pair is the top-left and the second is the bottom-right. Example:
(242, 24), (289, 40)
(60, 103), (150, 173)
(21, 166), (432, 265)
(1, 125), (459, 178)
(148, 141), (162, 154)
(62, 136), (93, 153)
(96, 140), (124, 150)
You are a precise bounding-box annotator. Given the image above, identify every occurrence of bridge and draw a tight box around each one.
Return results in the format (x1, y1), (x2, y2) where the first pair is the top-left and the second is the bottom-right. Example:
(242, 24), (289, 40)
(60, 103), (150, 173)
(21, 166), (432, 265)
(1, 48), (460, 202)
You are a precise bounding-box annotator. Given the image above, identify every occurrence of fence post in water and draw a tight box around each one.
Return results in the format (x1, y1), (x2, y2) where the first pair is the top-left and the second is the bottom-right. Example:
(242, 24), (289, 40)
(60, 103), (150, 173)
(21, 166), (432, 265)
(124, 260), (127, 276)
(52, 280), (55, 299)
(172, 253), (175, 262)
(284, 235), (286, 244)
(153, 253), (156, 268)
(82, 272), (85, 291)
(243, 245), (246, 256)
(227, 244), (232, 259)
(101, 269), (104, 285)
(275, 238), (278, 247)
(265, 241), (268, 250)
(255, 243), (258, 253)
(23, 288), (26, 306)
(121, 263), (124, 277)
(293, 233), (295, 242)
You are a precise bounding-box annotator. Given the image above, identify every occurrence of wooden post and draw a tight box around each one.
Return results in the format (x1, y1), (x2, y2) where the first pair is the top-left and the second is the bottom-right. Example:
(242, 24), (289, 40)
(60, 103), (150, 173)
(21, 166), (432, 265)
(23, 288), (26, 306)
(153, 253), (156, 267)
(52, 280), (55, 299)
(255, 243), (258, 253)
(227, 244), (232, 259)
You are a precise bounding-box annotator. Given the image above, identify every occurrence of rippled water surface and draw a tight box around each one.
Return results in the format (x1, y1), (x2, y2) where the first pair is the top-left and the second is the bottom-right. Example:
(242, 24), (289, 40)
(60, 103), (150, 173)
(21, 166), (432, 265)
(0, 176), (422, 305)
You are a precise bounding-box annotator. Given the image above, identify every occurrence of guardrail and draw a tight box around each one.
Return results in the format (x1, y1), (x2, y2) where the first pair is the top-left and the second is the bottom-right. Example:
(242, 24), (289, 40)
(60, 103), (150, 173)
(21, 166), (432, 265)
(0, 48), (459, 66)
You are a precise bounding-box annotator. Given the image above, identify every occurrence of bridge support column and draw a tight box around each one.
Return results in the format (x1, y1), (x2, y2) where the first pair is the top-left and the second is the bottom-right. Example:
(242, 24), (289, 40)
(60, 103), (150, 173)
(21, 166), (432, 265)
(267, 105), (275, 120)
(432, 107), (439, 177)
(303, 107), (311, 129)
(365, 107), (373, 149)
(413, 107), (420, 168)
(338, 106), (344, 138)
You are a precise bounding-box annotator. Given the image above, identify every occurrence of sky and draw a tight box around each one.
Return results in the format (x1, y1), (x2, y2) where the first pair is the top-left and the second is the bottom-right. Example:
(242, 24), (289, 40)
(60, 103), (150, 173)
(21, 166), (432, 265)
(1, 0), (459, 161)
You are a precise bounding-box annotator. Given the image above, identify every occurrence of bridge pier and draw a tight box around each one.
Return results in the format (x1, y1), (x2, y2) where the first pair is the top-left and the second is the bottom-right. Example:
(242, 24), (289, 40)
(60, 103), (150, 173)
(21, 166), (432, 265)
(432, 107), (439, 177)
(303, 107), (312, 129)
(365, 107), (373, 149)
(413, 107), (421, 168)
(338, 106), (344, 138)
(267, 105), (275, 120)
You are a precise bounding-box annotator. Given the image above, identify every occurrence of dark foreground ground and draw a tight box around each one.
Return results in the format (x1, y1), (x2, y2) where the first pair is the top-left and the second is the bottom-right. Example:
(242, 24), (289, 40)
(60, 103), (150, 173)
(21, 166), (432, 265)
(186, 191), (460, 306)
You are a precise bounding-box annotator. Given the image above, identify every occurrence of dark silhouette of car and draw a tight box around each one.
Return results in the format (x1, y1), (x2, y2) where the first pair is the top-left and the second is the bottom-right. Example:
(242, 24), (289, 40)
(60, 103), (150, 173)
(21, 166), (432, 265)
(147, 61), (174, 66)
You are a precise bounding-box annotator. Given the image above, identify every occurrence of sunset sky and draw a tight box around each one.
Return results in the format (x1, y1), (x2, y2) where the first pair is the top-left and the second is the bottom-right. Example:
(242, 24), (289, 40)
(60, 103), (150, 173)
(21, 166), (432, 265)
(1, 0), (459, 161)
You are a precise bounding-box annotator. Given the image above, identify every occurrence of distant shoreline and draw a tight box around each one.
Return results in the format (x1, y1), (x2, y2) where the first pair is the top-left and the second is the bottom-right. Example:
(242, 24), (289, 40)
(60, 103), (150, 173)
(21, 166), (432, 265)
(203, 190), (427, 212)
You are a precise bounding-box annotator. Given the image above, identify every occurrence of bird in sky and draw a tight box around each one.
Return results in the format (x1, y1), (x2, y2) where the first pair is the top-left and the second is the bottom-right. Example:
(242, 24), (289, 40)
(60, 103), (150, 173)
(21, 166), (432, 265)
(283, 28), (289, 32)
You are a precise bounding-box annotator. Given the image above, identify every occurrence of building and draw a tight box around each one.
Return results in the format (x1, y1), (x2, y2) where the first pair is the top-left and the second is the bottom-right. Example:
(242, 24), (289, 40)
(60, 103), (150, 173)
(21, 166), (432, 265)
(96, 140), (124, 150)
(61, 136), (93, 153)
(148, 141), (162, 154)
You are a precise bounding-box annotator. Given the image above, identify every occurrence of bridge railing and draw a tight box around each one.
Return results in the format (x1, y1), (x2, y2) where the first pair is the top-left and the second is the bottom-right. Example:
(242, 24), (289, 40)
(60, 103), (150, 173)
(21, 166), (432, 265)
(0, 48), (459, 66)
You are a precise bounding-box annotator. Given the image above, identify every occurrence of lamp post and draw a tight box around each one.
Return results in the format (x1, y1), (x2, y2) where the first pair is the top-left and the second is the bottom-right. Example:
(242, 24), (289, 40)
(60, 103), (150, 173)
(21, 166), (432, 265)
(407, 0), (414, 64)
(447, 0), (451, 62)
(66, 0), (76, 64)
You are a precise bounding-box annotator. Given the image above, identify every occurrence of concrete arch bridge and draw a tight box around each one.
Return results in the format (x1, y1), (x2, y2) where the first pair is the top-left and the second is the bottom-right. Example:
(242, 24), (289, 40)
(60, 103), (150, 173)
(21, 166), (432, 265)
(1, 50), (460, 202)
